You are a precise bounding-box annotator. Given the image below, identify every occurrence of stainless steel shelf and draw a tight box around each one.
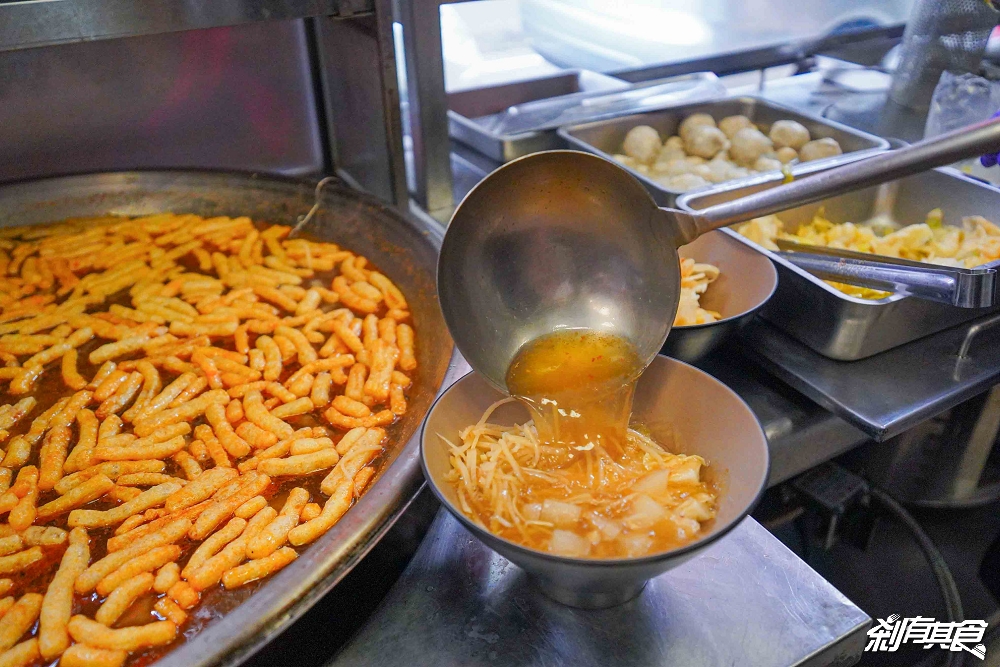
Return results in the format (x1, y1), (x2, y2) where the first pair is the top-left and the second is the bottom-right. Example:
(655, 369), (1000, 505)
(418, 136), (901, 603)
(330, 511), (870, 667)
(696, 348), (869, 485)
(0, 0), (373, 52)
(743, 317), (1000, 441)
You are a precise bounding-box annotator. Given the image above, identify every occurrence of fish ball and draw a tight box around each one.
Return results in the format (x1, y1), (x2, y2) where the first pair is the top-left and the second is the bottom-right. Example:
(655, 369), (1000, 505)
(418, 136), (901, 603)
(651, 158), (690, 177)
(654, 144), (687, 165)
(726, 165), (752, 180)
(684, 126), (728, 159)
(664, 136), (685, 150)
(678, 113), (716, 142)
(768, 120), (811, 150)
(663, 173), (710, 192)
(753, 155), (782, 172)
(622, 125), (661, 164)
(729, 127), (773, 167)
(775, 147), (798, 164)
(705, 156), (735, 183)
(702, 161), (731, 183)
(612, 154), (639, 169)
(718, 115), (754, 139)
(691, 164), (716, 182)
(799, 137), (843, 162)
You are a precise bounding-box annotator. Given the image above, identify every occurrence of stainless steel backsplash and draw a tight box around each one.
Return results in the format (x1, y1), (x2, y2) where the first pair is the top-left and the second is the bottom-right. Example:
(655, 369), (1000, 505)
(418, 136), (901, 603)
(0, 20), (324, 183)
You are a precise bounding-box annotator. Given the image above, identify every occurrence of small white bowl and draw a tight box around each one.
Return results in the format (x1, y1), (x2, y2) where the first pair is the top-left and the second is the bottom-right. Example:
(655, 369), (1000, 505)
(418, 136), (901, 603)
(421, 354), (770, 609)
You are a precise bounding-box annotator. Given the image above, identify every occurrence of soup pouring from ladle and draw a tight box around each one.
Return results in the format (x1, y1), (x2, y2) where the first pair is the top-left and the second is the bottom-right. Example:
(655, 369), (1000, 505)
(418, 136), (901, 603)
(438, 117), (1000, 392)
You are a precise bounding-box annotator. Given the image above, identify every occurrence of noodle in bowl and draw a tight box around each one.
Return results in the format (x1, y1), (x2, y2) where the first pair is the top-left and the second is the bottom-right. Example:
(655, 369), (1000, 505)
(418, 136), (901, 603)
(420, 355), (769, 609)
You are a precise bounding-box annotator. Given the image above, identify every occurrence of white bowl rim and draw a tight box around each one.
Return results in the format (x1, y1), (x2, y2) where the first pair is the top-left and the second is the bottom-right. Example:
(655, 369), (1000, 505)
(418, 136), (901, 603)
(419, 354), (771, 569)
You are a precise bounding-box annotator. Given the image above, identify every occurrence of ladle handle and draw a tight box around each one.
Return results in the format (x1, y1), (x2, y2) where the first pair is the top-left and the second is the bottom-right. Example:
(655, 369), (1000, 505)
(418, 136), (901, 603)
(678, 116), (1000, 237)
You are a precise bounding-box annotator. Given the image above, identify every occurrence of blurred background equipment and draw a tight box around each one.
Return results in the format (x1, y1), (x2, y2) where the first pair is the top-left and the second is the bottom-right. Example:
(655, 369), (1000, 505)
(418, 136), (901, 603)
(889, 0), (1000, 110)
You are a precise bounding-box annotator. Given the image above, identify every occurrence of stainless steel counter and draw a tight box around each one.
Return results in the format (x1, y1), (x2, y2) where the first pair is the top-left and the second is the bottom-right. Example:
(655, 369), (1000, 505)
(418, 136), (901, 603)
(330, 511), (870, 667)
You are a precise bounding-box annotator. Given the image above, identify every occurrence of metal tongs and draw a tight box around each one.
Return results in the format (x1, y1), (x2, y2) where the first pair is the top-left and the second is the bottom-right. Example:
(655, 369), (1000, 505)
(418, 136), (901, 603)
(776, 239), (997, 307)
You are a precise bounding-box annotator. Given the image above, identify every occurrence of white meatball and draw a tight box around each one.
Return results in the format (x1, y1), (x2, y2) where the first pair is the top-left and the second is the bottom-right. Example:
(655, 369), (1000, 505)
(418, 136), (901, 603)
(704, 158), (734, 183)
(719, 115), (754, 139)
(726, 165), (752, 180)
(753, 155), (782, 172)
(622, 125), (662, 164)
(665, 135), (685, 150)
(775, 147), (798, 164)
(678, 113), (716, 142)
(651, 158), (690, 177)
(612, 154), (639, 169)
(684, 126), (728, 159)
(729, 127), (774, 167)
(768, 120), (811, 150)
(691, 164), (716, 182)
(654, 144), (687, 166)
(664, 173), (711, 192)
(799, 137), (843, 162)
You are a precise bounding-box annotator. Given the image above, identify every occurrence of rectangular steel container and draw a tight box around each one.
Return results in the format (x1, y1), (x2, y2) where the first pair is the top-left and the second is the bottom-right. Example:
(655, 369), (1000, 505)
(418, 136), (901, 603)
(558, 95), (890, 206)
(447, 70), (629, 162)
(678, 168), (1000, 360)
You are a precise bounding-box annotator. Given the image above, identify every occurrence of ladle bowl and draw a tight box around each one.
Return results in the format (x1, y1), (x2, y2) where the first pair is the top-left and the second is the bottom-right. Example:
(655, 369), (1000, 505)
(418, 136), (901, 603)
(437, 150), (680, 392)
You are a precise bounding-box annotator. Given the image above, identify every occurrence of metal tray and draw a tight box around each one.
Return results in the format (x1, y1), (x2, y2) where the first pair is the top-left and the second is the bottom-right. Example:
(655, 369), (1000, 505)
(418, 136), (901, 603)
(448, 71), (721, 163)
(558, 95), (890, 206)
(678, 167), (1000, 361)
(0, 170), (463, 667)
(448, 70), (628, 162)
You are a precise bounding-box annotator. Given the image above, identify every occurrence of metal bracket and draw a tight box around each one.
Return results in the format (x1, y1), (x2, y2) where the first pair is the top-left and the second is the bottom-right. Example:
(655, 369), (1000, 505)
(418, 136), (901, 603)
(289, 176), (339, 238)
(957, 312), (1000, 359)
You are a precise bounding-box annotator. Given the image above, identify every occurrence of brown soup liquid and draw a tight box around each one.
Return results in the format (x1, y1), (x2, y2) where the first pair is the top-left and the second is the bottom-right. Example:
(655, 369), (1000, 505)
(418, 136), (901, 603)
(505, 330), (642, 463)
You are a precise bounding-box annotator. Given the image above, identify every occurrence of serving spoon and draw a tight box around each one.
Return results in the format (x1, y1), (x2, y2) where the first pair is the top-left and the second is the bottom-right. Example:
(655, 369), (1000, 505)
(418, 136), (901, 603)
(438, 117), (1000, 391)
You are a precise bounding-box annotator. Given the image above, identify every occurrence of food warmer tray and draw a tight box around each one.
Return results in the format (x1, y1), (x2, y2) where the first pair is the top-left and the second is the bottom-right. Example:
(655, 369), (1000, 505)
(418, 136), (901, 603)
(558, 95), (890, 206)
(679, 167), (1000, 361)
(0, 170), (464, 667)
(447, 69), (630, 163)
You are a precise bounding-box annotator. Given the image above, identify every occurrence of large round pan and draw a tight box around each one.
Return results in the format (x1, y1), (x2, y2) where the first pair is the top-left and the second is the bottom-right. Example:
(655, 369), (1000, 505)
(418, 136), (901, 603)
(662, 230), (777, 363)
(0, 170), (463, 667)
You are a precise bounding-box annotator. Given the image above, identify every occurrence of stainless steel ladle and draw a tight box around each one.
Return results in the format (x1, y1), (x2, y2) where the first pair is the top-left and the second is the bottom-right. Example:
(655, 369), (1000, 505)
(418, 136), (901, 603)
(438, 117), (1000, 391)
